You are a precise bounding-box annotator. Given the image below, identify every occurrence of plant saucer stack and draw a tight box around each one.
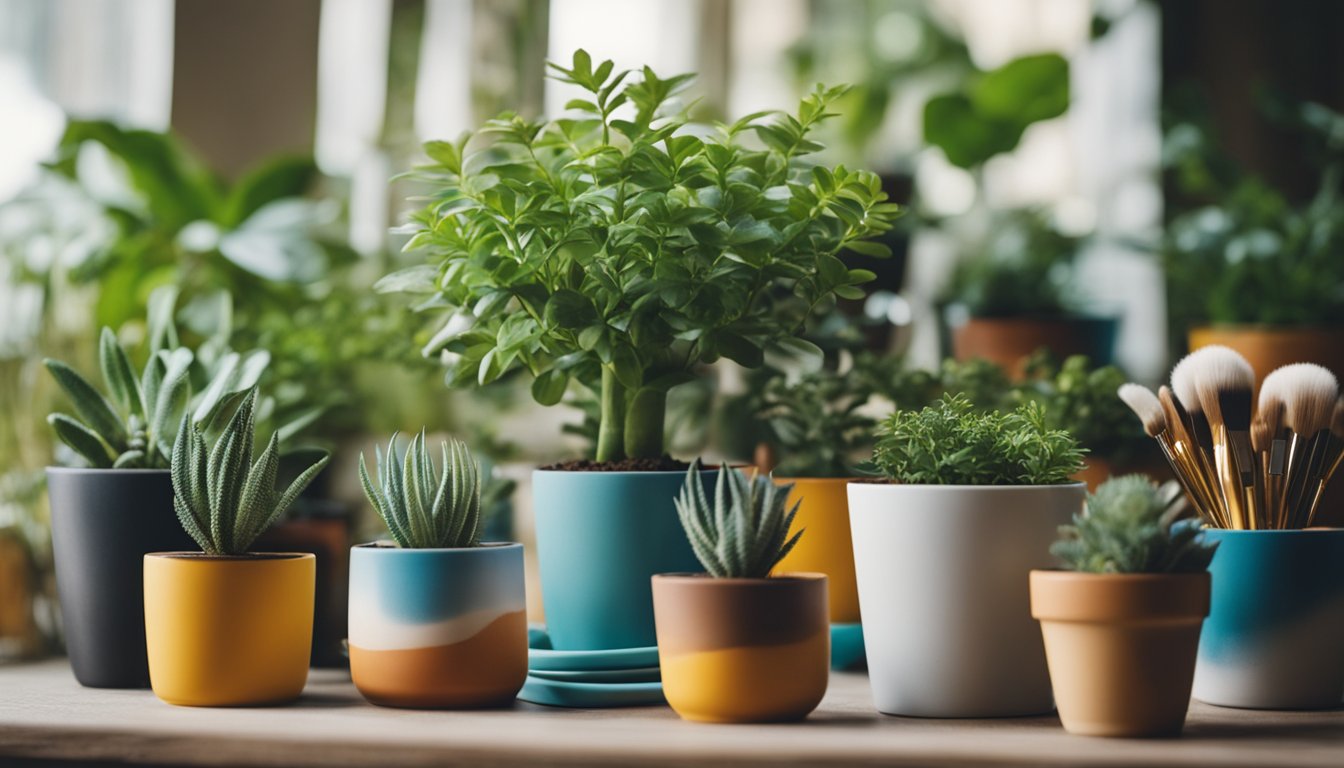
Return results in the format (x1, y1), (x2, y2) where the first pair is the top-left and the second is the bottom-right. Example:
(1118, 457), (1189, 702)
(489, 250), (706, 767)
(1119, 346), (1344, 709)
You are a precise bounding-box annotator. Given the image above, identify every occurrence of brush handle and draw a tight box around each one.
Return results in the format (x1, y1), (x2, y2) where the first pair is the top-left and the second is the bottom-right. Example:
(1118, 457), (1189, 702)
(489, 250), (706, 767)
(1212, 426), (1248, 529)
(1159, 434), (1219, 525)
(1301, 442), (1344, 528)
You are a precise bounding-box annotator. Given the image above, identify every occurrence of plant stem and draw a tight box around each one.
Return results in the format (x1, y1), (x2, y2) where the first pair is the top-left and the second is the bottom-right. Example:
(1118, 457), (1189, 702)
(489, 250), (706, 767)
(596, 367), (626, 463)
(623, 387), (666, 460)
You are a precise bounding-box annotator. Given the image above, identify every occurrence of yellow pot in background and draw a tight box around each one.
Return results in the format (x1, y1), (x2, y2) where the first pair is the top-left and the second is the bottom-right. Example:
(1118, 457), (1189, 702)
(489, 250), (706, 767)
(144, 552), (315, 707)
(772, 478), (859, 623)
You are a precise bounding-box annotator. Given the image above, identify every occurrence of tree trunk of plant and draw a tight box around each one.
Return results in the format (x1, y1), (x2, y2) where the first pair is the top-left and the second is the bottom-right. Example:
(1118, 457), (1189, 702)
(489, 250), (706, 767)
(596, 367), (626, 463)
(623, 387), (666, 461)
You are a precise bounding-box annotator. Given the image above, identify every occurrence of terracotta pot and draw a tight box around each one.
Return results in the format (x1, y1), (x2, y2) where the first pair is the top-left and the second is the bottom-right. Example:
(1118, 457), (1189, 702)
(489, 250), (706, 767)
(1189, 325), (1344, 385)
(652, 573), (829, 723)
(144, 552), (314, 707)
(348, 542), (527, 708)
(952, 316), (1118, 378)
(1031, 571), (1209, 737)
(1073, 454), (1174, 493)
(772, 478), (859, 623)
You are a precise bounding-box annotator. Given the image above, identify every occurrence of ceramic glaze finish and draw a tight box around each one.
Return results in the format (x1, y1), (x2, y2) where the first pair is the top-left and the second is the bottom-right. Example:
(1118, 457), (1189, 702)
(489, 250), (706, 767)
(848, 482), (1084, 718)
(531, 470), (708, 650)
(652, 574), (829, 723)
(1193, 530), (1344, 710)
(46, 469), (194, 689)
(144, 553), (314, 707)
(1031, 572), (1209, 737)
(772, 478), (860, 623)
(348, 543), (527, 708)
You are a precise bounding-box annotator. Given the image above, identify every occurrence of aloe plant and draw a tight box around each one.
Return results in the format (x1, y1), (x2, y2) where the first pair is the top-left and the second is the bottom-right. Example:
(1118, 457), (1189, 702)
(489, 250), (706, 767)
(170, 389), (329, 556)
(359, 432), (482, 549)
(1051, 474), (1218, 574)
(674, 460), (802, 579)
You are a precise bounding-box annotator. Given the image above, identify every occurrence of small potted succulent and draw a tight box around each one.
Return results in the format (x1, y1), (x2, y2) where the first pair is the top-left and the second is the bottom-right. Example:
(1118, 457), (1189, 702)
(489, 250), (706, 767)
(144, 389), (328, 707)
(848, 394), (1085, 717)
(1031, 475), (1216, 737)
(348, 432), (527, 708)
(652, 461), (828, 723)
(383, 50), (898, 651)
(754, 367), (873, 628)
(42, 295), (263, 688)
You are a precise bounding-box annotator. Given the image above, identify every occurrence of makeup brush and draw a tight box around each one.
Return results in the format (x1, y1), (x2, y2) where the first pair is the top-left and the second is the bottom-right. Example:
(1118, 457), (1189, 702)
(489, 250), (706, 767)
(1119, 383), (1217, 522)
(1251, 397), (1285, 527)
(1265, 364), (1339, 528)
(1302, 395), (1344, 528)
(1158, 385), (1226, 528)
(1188, 346), (1257, 528)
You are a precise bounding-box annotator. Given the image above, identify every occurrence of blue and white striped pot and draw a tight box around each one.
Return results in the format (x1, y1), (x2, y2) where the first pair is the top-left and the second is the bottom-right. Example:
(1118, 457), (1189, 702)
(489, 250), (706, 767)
(1192, 529), (1344, 709)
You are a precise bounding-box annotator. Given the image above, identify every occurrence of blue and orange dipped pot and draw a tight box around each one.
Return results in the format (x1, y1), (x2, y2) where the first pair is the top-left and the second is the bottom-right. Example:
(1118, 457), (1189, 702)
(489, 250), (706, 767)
(1193, 529), (1344, 709)
(348, 542), (528, 708)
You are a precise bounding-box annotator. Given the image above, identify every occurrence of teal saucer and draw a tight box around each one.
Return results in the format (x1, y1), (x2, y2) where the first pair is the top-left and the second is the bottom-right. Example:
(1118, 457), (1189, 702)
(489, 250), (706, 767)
(518, 676), (666, 708)
(527, 626), (661, 672)
(831, 622), (866, 670)
(528, 666), (662, 684)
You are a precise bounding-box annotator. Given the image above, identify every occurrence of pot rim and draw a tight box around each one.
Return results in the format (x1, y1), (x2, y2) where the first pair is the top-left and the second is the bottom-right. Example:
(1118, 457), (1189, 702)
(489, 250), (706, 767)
(532, 468), (721, 476)
(145, 551), (315, 561)
(653, 572), (826, 587)
(1029, 569), (1210, 582)
(847, 481), (1087, 491)
(353, 540), (523, 553)
(1201, 527), (1344, 536)
(46, 466), (171, 475)
(1192, 323), (1344, 334)
(771, 475), (862, 483)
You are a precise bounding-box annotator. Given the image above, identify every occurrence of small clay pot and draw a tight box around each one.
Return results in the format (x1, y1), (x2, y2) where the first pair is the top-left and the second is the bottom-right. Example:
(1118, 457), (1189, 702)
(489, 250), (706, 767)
(144, 552), (315, 707)
(952, 316), (1118, 378)
(771, 478), (860, 623)
(1031, 571), (1209, 737)
(348, 542), (527, 708)
(652, 573), (829, 723)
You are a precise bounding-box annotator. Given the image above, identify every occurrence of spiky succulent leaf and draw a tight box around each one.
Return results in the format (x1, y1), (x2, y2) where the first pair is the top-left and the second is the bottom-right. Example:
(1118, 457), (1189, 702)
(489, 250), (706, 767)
(45, 359), (127, 449)
(99, 328), (144, 418)
(358, 431), (482, 548)
(47, 414), (115, 467)
(1051, 474), (1219, 574)
(674, 460), (803, 579)
(170, 388), (329, 556)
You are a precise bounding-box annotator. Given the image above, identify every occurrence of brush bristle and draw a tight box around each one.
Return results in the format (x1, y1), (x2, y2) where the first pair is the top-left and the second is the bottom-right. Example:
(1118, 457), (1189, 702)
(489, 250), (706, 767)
(1183, 347), (1254, 431)
(1264, 363), (1339, 437)
(1170, 352), (1204, 414)
(1118, 383), (1165, 437)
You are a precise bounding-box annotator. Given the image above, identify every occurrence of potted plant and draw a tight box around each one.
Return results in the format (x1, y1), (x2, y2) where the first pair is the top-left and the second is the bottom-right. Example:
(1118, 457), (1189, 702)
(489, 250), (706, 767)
(848, 394), (1085, 717)
(144, 389), (328, 706)
(381, 50), (898, 651)
(348, 432), (526, 708)
(1031, 475), (1216, 737)
(42, 287), (265, 689)
(755, 366), (874, 629)
(652, 461), (828, 723)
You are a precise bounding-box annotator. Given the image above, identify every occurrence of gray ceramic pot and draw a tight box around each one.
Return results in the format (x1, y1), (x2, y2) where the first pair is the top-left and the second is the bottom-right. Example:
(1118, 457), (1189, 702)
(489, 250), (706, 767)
(47, 468), (193, 688)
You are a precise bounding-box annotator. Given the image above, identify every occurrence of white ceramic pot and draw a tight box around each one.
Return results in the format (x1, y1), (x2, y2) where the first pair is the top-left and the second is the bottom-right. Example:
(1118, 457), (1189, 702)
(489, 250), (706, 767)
(848, 482), (1085, 717)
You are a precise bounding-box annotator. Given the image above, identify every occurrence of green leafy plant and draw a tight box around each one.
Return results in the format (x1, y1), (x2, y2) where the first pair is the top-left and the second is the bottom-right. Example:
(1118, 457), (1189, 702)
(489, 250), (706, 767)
(872, 393), (1085, 485)
(1051, 474), (1217, 573)
(674, 460), (801, 578)
(755, 367), (876, 478)
(170, 389), (329, 556)
(943, 209), (1085, 318)
(359, 431), (482, 548)
(384, 49), (901, 463)
(1019, 354), (1147, 461)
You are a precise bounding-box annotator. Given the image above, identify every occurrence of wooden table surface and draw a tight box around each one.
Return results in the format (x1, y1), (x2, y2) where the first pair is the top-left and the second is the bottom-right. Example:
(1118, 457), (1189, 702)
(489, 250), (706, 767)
(0, 659), (1340, 767)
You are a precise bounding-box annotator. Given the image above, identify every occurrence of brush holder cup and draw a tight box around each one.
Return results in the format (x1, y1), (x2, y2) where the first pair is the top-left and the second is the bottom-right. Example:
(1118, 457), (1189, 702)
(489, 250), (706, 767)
(1192, 529), (1344, 709)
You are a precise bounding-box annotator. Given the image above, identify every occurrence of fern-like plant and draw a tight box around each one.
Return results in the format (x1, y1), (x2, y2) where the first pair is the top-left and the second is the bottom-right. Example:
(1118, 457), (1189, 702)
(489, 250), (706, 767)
(674, 459), (802, 578)
(1051, 475), (1218, 574)
(171, 389), (329, 556)
(872, 393), (1085, 485)
(45, 328), (193, 469)
(359, 431), (482, 548)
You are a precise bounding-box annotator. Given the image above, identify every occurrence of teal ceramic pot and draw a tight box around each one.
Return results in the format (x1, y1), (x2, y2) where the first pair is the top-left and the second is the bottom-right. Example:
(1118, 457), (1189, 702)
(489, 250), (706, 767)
(1193, 529), (1344, 709)
(348, 542), (527, 708)
(532, 470), (709, 650)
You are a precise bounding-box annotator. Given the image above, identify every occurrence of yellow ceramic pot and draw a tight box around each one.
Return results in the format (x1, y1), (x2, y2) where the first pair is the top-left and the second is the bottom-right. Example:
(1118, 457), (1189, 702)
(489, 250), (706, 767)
(652, 573), (829, 723)
(772, 478), (859, 623)
(144, 552), (315, 706)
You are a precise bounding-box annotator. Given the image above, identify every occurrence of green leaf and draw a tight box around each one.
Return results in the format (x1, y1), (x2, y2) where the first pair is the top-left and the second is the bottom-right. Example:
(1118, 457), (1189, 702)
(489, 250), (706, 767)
(844, 240), (891, 259)
(44, 360), (125, 447)
(610, 345), (642, 389)
(714, 331), (765, 368)
(544, 289), (599, 329)
(99, 328), (143, 418)
(221, 155), (317, 228)
(923, 93), (1024, 169)
(145, 285), (180, 354)
(971, 53), (1069, 125)
(531, 369), (569, 406)
(374, 265), (440, 294)
(47, 414), (115, 468)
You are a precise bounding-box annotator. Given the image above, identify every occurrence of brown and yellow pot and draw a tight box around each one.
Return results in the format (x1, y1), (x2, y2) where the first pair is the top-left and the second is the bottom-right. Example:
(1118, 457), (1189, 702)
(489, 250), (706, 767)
(144, 552), (315, 707)
(1030, 571), (1210, 737)
(771, 478), (859, 624)
(1189, 325), (1344, 386)
(651, 573), (829, 723)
